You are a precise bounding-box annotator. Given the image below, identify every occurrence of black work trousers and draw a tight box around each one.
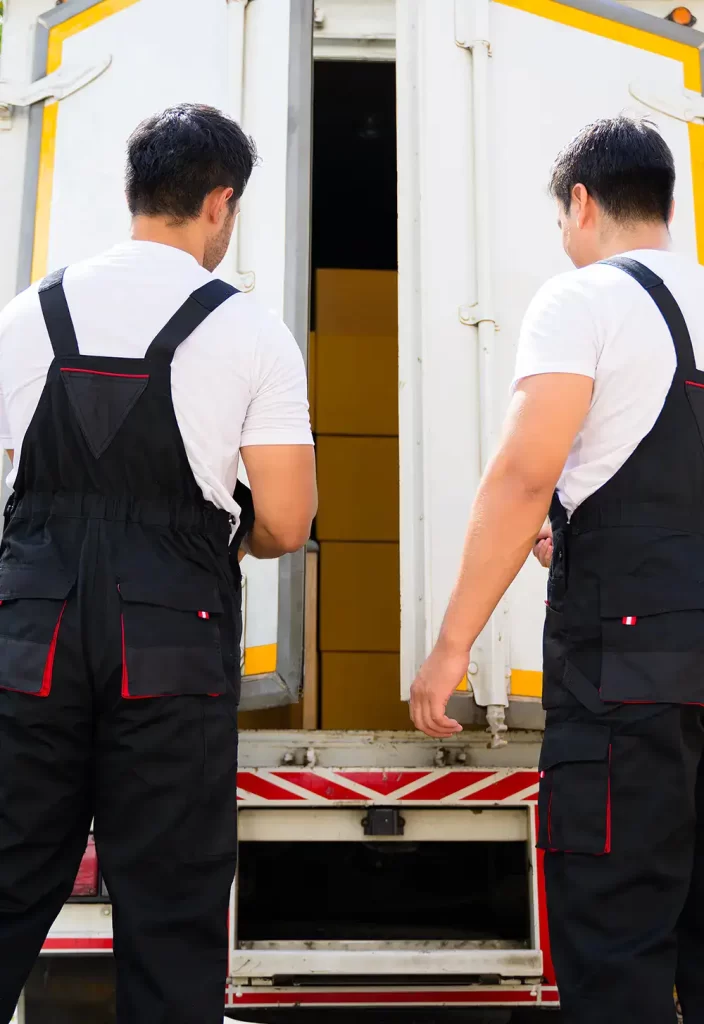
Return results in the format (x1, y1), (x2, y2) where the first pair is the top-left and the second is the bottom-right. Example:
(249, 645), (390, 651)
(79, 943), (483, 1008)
(541, 703), (704, 1024)
(0, 592), (239, 1024)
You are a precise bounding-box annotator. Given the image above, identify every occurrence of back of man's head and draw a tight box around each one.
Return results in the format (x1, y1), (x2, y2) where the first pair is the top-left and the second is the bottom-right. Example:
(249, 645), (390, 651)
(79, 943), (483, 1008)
(549, 116), (675, 266)
(550, 115), (675, 223)
(125, 103), (258, 222)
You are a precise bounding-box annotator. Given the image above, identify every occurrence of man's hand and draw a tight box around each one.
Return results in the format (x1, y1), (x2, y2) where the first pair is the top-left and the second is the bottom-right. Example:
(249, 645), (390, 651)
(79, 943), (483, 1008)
(533, 521), (553, 569)
(410, 643), (467, 738)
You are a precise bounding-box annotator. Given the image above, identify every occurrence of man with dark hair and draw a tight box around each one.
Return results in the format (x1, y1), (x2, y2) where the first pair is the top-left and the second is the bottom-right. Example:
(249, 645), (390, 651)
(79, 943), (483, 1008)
(411, 115), (704, 1023)
(0, 104), (316, 1024)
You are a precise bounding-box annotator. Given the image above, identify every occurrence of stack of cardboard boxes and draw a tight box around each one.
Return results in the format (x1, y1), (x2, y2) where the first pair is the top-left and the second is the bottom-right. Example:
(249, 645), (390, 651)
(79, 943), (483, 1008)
(239, 268), (406, 731)
(314, 268), (407, 730)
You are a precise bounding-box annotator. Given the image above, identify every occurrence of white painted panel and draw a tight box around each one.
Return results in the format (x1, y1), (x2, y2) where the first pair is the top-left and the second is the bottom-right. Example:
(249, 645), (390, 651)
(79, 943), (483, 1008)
(397, 0), (479, 696)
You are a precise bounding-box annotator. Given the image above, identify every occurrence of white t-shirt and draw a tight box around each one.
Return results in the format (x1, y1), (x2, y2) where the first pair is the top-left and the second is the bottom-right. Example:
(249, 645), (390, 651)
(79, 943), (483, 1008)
(513, 248), (704, 515)
(0, 241), (313, 521)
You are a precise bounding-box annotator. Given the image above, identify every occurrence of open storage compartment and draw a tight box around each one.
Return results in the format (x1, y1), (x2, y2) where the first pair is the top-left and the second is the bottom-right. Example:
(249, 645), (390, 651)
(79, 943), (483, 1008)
(232, 805), (540, 982)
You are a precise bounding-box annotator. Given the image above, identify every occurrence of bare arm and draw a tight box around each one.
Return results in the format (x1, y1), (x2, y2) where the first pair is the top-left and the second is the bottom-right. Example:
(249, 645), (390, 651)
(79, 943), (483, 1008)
(5, 451), (12, 465)
(410, 373), (593, 737)
(240, 444), (317, 559)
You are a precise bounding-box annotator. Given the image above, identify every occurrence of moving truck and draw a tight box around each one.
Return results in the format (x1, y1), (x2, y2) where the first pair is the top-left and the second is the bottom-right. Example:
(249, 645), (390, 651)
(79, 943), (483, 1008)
(1, 0), (702, 1016)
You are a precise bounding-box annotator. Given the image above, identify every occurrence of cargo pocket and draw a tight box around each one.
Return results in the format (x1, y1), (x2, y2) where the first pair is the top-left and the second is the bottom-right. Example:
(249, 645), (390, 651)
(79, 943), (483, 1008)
(0, 569), (74, 696)
(600, 577), (704, 704)
(119, 577), (227, 699)
(538, 721), (611, 855)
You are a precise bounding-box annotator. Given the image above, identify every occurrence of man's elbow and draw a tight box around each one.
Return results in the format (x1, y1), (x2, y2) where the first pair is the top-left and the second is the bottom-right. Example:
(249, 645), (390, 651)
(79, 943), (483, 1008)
(490, 456), (557, 505)
(273, 525), (311, 555)
(260, 512), (315, 555)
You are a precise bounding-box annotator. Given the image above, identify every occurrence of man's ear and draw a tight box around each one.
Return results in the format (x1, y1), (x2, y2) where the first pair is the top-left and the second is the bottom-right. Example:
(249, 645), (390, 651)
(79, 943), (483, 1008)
(205, 186), (234, 224)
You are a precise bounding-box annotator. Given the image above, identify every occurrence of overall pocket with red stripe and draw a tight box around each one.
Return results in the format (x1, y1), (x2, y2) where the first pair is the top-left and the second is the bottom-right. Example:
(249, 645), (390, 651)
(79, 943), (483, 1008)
(538, 721), (612, 855)
(118, 577), (227, 699)
(0, 569), (74, 696)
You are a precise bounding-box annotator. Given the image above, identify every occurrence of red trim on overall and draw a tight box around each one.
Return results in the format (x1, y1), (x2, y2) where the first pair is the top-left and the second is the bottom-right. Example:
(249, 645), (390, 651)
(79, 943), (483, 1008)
(61, 368), (150, 380)
(120, 614), (130, 699)
(38, 601), (67, 697)
(534, 808), (556, 986)
(604, 745), (612, 854)
(686, 380), (704, 390)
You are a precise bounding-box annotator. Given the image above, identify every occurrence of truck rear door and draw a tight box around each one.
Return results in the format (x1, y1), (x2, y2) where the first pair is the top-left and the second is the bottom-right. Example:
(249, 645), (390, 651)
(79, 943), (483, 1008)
(0, 0), (314, 712)
(397, 0), (704, 718)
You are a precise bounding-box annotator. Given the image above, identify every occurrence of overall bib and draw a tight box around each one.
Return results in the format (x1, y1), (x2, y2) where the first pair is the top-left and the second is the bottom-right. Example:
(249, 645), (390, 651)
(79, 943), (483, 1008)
(540, 258), (704, 1023)
(0, 269), (243, 1024)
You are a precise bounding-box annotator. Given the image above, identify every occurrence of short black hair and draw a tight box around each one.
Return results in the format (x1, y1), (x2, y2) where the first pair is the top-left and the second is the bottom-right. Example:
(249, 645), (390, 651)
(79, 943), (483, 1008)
(126, 103), (258, 220)
(549, 116), (675, 223)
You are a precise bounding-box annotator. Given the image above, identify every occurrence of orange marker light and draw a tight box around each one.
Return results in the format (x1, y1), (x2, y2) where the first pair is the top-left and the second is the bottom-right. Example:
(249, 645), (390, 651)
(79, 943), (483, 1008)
(667, 6), (697, 26)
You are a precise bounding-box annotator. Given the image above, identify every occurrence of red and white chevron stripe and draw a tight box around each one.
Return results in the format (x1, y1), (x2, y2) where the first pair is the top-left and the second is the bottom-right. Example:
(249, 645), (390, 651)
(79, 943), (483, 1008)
(236, 768), (539, 804)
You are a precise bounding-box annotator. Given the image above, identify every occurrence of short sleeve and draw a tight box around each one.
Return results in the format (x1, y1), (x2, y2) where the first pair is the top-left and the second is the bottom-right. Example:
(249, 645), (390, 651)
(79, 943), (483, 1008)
(0, 389), (12, 449)
(240, 312), (313, 447)
(512, 272), (601, 392)
(0, 303), (15, 449)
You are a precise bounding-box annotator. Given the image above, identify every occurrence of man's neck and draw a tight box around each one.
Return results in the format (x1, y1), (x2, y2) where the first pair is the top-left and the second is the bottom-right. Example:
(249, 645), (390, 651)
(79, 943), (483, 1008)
(130, 216), (205, 267)
(597, 220), (672, 261)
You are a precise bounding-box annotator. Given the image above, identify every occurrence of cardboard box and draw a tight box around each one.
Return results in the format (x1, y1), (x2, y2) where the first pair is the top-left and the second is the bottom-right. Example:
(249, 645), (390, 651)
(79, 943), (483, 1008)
(316, 268), (398, 336)
(308, 330), (316, 432)
(315, 333), (397, 436)
(321, 652), (410, 731)
(319, 542), (400, 652)
(316, 436), (399, 542)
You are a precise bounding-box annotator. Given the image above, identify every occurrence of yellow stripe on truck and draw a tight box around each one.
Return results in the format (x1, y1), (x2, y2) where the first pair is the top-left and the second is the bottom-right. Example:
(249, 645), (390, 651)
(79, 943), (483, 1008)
(510, 669), (543, 699)
(31, 0), (141, 283)
(495, 0), (704, 264)
(243, 644), (277, 677)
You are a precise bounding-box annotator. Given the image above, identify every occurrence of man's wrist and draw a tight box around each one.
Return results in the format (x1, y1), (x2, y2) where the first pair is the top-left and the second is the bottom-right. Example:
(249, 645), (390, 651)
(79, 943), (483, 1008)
(436, 629), (473, 659)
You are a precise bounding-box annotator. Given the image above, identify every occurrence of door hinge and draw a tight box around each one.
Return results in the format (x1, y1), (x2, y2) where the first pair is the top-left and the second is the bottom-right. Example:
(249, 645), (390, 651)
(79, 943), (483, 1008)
(0, 56), (112, 130)
(459, 304), (497, 328)
(629, 80), (704, 124)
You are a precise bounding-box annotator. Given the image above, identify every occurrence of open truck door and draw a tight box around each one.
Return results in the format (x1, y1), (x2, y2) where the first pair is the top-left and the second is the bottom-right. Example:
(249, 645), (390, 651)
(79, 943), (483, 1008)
(397, 0), (704, 738)
(0, 0), (314, 712)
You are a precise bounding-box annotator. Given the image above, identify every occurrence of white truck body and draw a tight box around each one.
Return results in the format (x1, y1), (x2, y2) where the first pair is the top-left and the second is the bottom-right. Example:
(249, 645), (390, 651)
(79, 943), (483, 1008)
(1, 0), (703, 1011)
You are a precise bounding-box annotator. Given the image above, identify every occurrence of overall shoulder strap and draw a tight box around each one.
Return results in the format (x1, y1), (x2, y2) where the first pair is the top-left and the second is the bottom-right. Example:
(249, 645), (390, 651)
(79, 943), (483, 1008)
(145, 279), (239, 366)
(37, 268), (80, 358)
(600, 256), (695, 376)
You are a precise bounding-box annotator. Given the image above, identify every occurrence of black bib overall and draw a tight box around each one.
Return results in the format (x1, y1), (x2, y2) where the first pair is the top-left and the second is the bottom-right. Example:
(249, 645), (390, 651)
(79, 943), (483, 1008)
(540, 258), (704, 1023)
(0, 269), (243, 1024)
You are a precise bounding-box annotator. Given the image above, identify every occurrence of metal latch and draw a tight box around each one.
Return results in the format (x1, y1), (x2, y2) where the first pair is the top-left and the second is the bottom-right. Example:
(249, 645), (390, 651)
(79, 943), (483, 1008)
(0, 56), (112, 130)
(629, 79), (704, 124)
(362, 807), (405, 836)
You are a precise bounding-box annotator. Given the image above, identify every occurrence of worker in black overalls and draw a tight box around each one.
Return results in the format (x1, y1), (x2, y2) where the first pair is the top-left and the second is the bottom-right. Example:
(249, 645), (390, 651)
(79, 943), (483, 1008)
(0, 105), (316, 1023)
(409, 117), (704, 1022)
